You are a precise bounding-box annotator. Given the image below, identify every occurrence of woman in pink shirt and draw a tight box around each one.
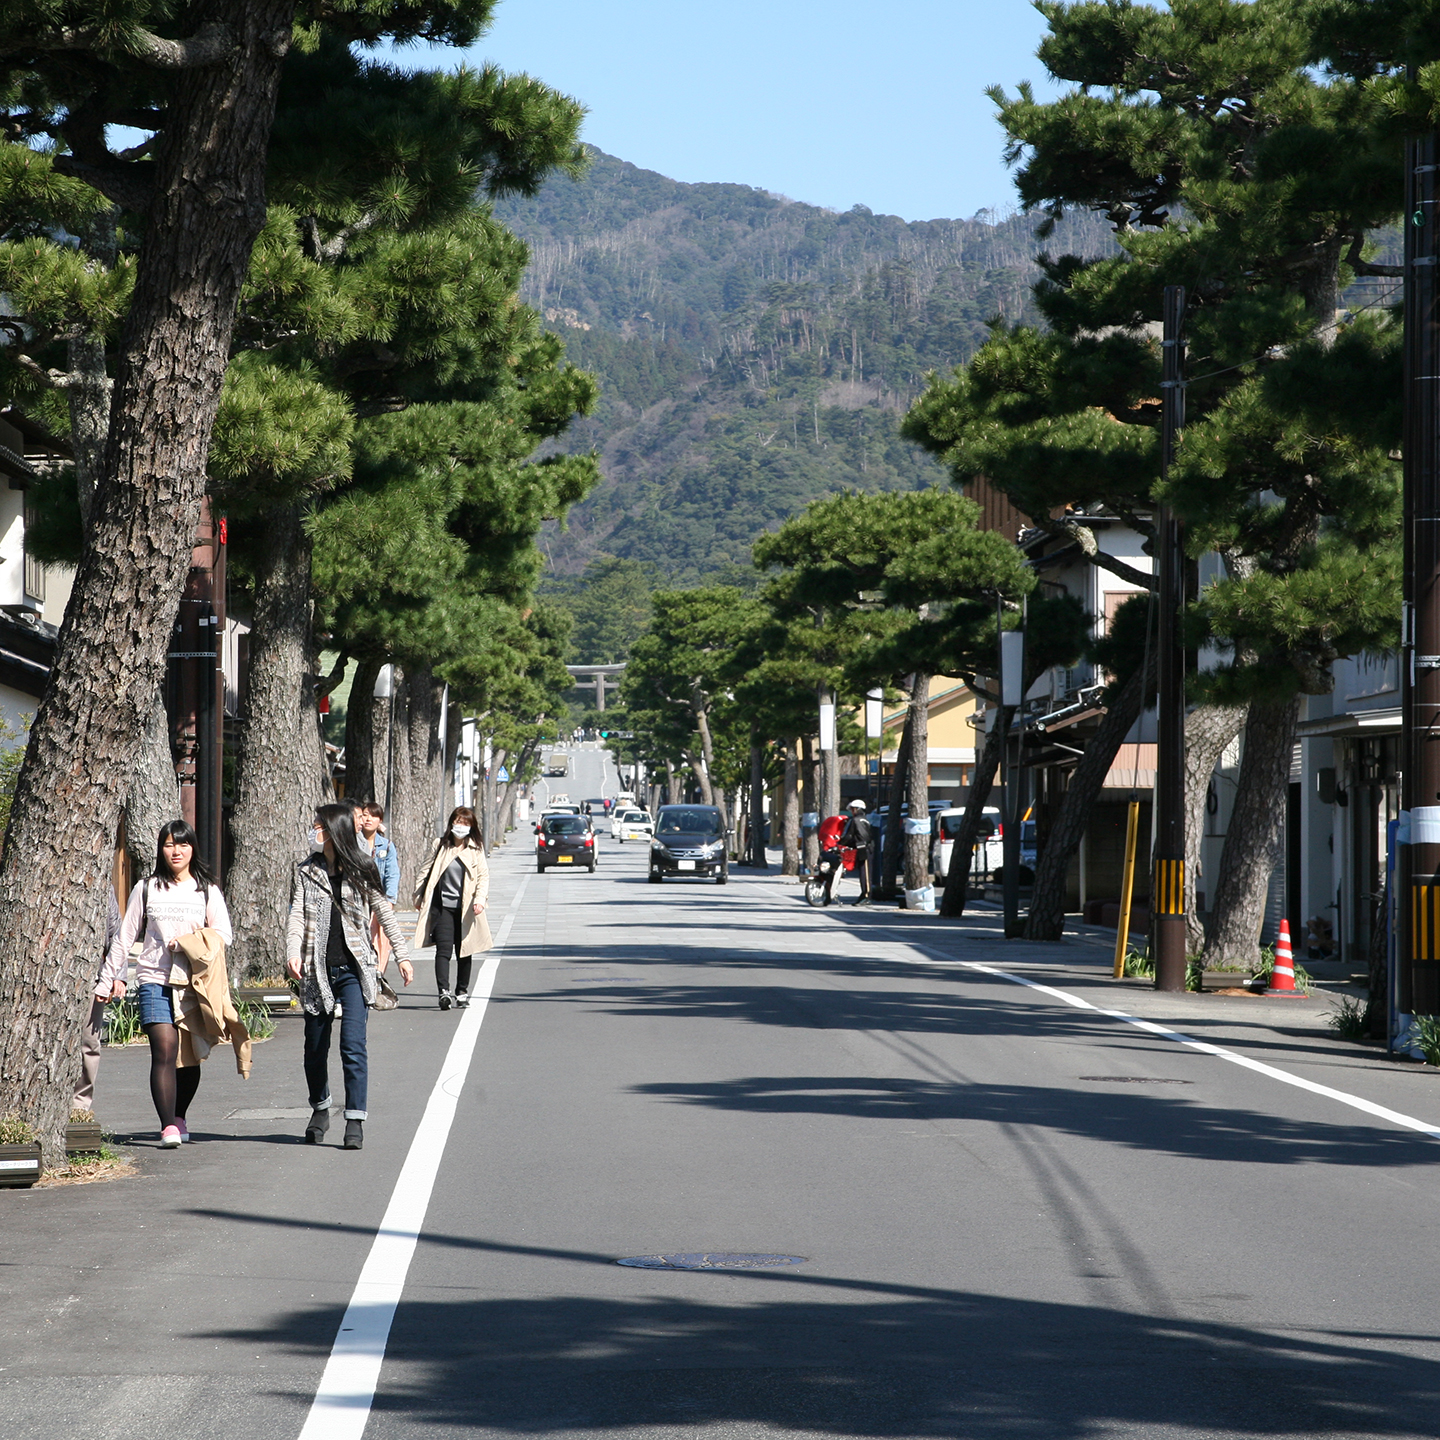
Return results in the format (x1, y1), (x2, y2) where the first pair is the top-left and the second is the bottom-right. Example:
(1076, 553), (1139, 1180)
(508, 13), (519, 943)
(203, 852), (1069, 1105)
(108, 821), (232, 1147)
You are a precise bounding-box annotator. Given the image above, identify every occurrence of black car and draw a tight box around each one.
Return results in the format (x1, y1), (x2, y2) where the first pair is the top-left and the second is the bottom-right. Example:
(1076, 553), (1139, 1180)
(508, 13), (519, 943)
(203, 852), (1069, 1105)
(649, 804), (728, 884)
(537, 814), (597, 873)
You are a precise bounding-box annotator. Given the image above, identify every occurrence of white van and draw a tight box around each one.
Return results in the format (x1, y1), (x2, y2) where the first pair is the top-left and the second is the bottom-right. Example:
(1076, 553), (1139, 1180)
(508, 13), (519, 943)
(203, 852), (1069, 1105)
(932, 807), (1002, 881)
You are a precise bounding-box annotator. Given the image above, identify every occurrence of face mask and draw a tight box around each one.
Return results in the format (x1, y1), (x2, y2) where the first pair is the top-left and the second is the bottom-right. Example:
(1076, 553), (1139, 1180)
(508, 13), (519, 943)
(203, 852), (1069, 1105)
(311, 826), (326, 849)
(451, 824), (471, 839)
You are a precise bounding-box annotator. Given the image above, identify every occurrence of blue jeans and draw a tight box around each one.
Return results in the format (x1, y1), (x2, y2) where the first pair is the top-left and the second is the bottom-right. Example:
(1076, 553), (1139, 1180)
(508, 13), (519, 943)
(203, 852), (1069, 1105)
(304, 966), (368, 1119)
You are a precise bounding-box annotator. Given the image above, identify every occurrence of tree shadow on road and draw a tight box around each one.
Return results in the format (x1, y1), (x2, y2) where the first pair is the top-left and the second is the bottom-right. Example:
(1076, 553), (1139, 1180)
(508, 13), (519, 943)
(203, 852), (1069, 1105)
(626, 1073), (1440, 1168)
(196, 1219), (1440, 1437)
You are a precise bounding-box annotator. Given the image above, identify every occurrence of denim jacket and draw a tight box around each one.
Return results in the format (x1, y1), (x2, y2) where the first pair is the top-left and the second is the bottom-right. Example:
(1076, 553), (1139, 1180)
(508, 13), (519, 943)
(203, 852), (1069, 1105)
(369, 834), (400, 902)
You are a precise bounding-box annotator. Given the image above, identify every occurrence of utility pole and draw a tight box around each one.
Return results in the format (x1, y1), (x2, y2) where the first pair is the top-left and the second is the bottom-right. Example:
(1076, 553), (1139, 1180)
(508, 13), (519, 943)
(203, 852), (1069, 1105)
(1401, 132), (1440, 1035)
(1000, 617), (1024, 936)
(1153, 284), (1188, 992)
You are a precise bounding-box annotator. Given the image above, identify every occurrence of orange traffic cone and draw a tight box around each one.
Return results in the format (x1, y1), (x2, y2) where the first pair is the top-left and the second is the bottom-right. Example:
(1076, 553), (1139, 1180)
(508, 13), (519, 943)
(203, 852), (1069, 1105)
(1265, 919), (1303, 996)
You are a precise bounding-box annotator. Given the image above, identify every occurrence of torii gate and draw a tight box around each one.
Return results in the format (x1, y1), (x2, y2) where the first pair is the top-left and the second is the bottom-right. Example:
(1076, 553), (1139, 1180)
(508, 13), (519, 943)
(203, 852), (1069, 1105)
(567, 662), (625, 712)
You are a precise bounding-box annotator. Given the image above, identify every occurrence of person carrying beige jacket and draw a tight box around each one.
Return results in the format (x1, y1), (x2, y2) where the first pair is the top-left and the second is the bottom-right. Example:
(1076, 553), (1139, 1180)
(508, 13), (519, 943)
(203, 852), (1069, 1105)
(413, 805), (492, 1010)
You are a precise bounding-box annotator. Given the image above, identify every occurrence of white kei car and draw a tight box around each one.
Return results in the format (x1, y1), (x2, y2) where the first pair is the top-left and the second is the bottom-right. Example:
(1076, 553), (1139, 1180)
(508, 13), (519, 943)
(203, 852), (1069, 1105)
(613, 808), (654, 842)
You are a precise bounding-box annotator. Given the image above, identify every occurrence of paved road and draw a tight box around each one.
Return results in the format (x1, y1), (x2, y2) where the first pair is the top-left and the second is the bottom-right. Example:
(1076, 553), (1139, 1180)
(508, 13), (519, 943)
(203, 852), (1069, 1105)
(3, 843), (1439, 1439)
(533, 742), (619, 818)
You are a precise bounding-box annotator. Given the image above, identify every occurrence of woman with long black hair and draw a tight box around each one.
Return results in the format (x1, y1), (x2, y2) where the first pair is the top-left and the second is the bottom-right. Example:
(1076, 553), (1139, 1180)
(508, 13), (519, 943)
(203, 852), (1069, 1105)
(107, 820), (232, 1147)
(287, 803), (412, 1150)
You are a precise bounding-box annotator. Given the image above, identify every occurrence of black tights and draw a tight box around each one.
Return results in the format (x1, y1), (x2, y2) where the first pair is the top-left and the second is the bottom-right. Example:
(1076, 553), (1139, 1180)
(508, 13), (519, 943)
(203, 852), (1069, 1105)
(144, 1022), (200, 1128)
(432, 903), (472, 994)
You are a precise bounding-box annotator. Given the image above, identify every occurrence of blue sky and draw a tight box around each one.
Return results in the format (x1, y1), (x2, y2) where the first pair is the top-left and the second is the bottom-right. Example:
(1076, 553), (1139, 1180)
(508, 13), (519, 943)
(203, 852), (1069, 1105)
(386, 0), (1064, 222)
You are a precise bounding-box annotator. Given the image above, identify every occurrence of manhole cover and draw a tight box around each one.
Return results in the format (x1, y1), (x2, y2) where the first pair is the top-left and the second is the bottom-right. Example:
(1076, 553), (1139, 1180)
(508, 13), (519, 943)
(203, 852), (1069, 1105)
(616, 1253), (807, 1271)
(1078, 1076), (1192, 1085)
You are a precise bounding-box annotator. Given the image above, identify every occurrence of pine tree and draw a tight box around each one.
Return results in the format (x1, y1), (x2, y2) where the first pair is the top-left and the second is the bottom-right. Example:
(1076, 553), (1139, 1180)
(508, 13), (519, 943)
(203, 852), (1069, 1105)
(905, 0), (1404, 953)
(0, 0), (535, 1161)
(754, 488), (1036, 902)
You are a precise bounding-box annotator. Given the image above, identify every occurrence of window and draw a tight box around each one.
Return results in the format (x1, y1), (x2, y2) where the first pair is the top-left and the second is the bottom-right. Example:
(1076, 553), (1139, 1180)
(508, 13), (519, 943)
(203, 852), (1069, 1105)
(22, 504), (44, 604)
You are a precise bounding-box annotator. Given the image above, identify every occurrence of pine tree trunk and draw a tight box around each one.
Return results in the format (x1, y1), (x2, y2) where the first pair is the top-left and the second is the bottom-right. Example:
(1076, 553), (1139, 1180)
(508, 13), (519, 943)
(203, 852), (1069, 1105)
(1185, 701), (1248, 953)
(124, 698), (181, 882)
(1202, 695), (1301, 966)
(390, 667), (445, 884)
(939, 703), (1009, 918)
(226, 504), (320, 981)
(0, 2), (295, 1161)
(878, 701), (915, 902)
(67, 208), (119, 529)
(800, 735), (819, 872)
(903, 673), (932, 900)
(781, 741), (800, 875)
(748, 740), (770, 868)
(1024, 656), (1154, 942)
(344, 655), (382, 803)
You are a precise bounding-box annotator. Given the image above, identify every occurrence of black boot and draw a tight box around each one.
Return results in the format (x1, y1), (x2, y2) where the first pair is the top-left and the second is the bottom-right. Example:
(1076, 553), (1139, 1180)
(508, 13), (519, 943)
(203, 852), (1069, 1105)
(344, 1118), (363, 1150)
(305, 1108), (330, 1144)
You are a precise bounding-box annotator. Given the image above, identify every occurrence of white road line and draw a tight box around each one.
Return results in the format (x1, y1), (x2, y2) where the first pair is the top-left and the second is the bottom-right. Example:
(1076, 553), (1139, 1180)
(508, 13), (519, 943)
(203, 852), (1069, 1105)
(297, 875), (532, 1440)
(900, 937), (1440, 1144)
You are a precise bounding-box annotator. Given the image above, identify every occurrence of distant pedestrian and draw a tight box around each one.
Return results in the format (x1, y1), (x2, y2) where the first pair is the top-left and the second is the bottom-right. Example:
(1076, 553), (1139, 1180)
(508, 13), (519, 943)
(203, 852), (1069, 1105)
(288, 804), (413, 1151)
(412, 805), (492, 1011)
(353, 801), (400, 901)
(354, 801), (400, 981)
(75, 887), (124, 1116)
(108, 820), (232, 1147)
(841, 799), (873, 905)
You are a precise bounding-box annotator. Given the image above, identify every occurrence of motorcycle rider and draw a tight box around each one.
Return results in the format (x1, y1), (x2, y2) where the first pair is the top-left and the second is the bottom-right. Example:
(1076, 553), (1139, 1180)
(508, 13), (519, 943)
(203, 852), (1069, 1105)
(815, 813), (847, 905)
(840, 799), (873, 905)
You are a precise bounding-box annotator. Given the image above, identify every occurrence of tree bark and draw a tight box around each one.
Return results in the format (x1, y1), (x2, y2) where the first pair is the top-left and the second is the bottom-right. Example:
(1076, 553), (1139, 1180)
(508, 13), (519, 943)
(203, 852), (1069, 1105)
(781, 740), (800, 876)
(903, 673), (932, 901)
(1202, 695), (1301, 966)
(124, 699), (181, 882)
(800, 734), (819, 872)
(878, 699), (915, 902)
(940, 702), (1010, 918)
(747, 739), (770, 867)
(225, 504), (320, 981)
(67, 207), (119, 529)
(1184, 701), (1248, 953)
(390, 666), (445, 887)
(0, 1), (295, 1162)
(1024, 654), (1155, 942)
(344, 654), (383, 803)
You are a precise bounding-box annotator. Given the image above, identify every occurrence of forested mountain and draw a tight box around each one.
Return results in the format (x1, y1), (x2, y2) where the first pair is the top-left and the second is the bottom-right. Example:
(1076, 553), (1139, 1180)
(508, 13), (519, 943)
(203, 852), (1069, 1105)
(494, 148), (1116, 586)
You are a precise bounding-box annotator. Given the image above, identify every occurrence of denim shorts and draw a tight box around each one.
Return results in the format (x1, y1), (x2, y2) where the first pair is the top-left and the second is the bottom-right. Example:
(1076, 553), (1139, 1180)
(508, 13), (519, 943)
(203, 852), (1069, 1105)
(136, 982), (175, 1027)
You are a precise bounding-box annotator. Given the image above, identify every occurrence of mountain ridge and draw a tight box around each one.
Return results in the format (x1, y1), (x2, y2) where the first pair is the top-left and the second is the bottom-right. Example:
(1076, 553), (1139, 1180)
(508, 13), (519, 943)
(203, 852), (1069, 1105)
(492, 148), (1117, 584)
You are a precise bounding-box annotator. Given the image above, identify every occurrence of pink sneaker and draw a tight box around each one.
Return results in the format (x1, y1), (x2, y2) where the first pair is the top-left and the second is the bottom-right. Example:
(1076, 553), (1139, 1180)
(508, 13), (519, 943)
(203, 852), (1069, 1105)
(160, 1125), (183, 1148)
(176, 1119), (190, 1143)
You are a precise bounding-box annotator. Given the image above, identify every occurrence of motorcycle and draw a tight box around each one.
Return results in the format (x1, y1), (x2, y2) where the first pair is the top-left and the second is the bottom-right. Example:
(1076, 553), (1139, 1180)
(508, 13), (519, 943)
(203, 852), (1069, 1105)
(804, 845), (853, 907)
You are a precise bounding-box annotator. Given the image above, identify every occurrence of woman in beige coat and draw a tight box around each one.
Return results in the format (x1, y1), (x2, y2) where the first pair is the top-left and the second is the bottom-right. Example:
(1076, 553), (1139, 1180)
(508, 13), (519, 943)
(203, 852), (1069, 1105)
(413, 805), (492, 1010)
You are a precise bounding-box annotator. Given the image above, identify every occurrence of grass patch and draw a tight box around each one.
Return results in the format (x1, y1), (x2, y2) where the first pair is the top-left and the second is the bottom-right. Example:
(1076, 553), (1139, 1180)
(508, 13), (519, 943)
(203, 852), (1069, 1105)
(1325, 995), (1370, 1040)
(102, 996), (143, 1046)
(1411, 1014), (1440, 1065)
(0, 1114), (36, 1144)
(234, 997), (276, 1041)
(37, 1147), (137, 1187)
(1122, 948), (1153, 979)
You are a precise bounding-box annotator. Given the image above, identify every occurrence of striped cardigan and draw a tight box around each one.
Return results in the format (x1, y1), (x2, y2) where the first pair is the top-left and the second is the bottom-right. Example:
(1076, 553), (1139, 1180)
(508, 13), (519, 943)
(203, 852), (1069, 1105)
(287, 855), (410, 1016)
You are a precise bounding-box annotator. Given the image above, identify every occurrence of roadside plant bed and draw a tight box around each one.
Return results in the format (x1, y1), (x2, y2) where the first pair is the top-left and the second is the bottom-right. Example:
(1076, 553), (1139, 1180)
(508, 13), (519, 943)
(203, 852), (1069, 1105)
(103, 995), (278, 1045)
(36, 1151), (137, 1188)
(235, 982), (298, 1015)
(0, 1116), (41, 1188)
(65, 1119), (104, 1156)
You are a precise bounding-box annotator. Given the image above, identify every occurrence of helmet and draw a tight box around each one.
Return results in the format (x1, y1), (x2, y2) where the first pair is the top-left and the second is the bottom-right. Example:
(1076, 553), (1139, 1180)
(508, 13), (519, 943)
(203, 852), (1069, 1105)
(848, 799), (867, 811)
